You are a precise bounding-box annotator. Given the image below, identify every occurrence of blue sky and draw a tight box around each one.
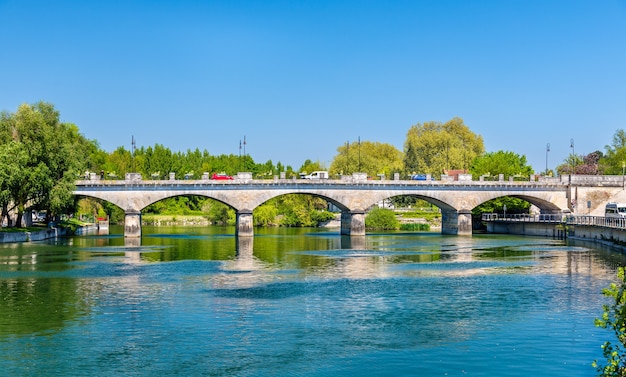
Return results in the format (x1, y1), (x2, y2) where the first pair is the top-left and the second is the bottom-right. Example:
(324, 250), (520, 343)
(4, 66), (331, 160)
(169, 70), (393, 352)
(1, 0), (625, 173)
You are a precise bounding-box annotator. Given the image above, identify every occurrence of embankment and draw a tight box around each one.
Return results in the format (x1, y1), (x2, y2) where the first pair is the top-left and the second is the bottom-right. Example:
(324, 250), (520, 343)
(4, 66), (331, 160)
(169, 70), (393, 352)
(0, 227), (68, 243)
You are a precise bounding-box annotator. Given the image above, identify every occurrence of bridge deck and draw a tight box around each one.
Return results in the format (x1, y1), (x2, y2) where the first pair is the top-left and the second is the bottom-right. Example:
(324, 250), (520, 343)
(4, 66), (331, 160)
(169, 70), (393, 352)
(75, 179), (569, 190)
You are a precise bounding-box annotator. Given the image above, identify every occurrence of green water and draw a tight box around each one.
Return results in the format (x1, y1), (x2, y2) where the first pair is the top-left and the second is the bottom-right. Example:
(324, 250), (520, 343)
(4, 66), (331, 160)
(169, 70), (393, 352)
(0, 225), (623, 376)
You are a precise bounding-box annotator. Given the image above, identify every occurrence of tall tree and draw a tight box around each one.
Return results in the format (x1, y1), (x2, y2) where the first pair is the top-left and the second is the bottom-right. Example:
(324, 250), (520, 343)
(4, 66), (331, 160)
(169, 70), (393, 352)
(403, 117), (484, 178)
(0, 102), (92, 226)
(329, 140), (403, 178)
(601, 129), (626, 175)
(470, 150), (533, 180)
(298, 159), (326, 175)
(0, 142), (28, 227)
(556, 151), (603, 176)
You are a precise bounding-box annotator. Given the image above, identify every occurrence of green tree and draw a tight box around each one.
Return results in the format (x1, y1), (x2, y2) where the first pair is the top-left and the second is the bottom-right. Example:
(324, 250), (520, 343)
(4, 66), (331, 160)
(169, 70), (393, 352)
(555, 151), (604, 176)
(593, 267), (626, 376)
(298, 159), (326, 176)
(261, 194), (333, 227)
(0, 102), (92, 226)
(0, 142), (28, 227)
(601, 130), (626, 175)
(254, 203), (279, 226)
(203, 200), (235, 225)
(469, 150), (533, 180)
(472, 197), (531, 216)
(329, 140), (403, 178)
(469, 151), (534, 217)
(403, 117), (484, 178)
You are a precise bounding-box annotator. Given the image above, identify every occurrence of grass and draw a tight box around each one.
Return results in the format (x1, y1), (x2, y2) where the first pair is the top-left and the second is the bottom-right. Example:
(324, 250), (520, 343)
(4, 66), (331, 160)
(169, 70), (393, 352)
(0, 225), (46, 232)
(400, 223), (431, 231)
(398, 210), (441, 221)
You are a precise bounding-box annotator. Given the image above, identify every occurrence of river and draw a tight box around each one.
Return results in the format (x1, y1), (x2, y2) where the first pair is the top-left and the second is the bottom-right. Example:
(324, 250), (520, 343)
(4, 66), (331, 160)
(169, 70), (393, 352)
(0, 225), (623, 376)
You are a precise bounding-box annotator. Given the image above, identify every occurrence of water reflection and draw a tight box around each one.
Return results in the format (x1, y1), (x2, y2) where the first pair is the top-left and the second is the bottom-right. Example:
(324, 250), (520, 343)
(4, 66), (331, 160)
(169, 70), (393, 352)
(236, 236), (253, 257)
(123, 237), (143, 262)
(341, 235), (366, 250)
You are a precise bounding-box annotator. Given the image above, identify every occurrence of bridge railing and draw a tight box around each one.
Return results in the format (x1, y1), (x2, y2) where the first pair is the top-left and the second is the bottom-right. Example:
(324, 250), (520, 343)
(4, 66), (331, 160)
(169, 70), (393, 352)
(75, 178), (569, 189)
(566, 215), (626, 230)
(481, 213), (564, 223)
(76, 173), (626, 187)
(75, 174), (626, 189)
(482, 213), (626, 230)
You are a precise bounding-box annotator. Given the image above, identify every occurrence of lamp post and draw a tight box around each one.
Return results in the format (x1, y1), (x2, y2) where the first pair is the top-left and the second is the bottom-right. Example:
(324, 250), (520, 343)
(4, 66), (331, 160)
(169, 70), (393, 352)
(345, 141), (349, 174)
(503, 204), (507, 219)
(622, 161), (625, 190)
(131, 135), (136, 172)
(570, 138), (575, 174)
(545, 143), (550, 175)
(358, 136), (361, 172)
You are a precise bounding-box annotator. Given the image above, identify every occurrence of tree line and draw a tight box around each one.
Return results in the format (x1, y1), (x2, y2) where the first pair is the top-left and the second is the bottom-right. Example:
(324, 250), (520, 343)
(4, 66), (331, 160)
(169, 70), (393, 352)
(2, 101), (625, 228)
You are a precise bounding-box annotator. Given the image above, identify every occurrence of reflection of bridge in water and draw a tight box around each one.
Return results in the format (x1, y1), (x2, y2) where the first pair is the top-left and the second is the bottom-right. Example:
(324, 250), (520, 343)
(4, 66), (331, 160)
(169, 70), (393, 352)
(74, 174), (625, 238)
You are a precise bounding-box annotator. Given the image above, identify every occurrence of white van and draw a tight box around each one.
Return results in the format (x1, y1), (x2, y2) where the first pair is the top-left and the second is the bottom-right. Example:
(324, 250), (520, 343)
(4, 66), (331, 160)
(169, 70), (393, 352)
(605, 202), (626, 218)
(302, 171), (329, 179)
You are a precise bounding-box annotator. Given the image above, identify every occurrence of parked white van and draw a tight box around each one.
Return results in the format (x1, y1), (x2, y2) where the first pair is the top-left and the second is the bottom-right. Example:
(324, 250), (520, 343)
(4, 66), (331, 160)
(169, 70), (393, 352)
(302, 171), (329, 179)
(605, 202), (626, 218)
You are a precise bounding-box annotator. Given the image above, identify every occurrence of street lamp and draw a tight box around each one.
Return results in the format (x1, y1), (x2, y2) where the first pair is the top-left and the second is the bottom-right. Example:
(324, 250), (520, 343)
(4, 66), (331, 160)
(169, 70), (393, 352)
(345, 141), (350, 173)
(545, 143), (550, 175)
(622, 161), (625, 190)
(358, 136), (361, 172)
(570, 138), (575, 174)
(131, 135), (136, 172)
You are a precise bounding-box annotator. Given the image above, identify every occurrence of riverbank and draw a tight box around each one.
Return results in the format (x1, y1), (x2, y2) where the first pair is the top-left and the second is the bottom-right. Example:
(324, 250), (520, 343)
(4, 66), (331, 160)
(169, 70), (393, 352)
(0, 227), (68, 243)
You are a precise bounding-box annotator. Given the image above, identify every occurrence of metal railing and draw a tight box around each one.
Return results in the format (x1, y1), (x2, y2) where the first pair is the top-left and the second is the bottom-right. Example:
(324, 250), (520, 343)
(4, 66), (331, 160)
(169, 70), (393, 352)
(566, 215), (626, 230)
(481, 213), (564, 223)
(482, 213), (626, 230)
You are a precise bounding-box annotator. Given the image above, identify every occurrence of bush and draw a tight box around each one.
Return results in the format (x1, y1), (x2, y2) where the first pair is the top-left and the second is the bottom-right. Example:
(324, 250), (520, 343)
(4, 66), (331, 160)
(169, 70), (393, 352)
(311, 210), (335, 224)
(365, 208), (399, 230)
(593, 267), (626, 376)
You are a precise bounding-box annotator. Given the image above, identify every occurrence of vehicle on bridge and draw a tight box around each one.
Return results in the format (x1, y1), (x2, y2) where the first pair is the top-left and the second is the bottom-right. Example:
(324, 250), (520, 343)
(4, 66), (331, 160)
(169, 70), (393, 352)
(301, 171), (329, 179)
(211, 173), (233, 180)
(411, 174), (433, 181)
(605, 202), (626, 217)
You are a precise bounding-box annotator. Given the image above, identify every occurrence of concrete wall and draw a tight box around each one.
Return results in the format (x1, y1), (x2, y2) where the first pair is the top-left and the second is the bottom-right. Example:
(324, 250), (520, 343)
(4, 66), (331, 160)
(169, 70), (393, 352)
(0, 227), (67, 243)
(568, 225), (626, 246)
(485, 222), (566, 238)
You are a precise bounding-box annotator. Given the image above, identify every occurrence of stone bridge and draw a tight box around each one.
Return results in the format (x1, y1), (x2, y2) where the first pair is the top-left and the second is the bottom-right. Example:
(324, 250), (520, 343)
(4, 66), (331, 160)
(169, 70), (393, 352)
(72, 173), (626, 238)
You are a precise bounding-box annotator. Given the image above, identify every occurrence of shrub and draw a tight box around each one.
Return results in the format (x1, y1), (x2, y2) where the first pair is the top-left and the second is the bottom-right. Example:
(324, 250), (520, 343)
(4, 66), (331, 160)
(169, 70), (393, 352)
(365, 208), (399, 230)
(593, 267), (626, 376)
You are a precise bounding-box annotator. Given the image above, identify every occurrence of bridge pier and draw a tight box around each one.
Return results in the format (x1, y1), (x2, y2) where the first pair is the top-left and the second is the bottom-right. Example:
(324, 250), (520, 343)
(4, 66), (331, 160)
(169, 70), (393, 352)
(124, 211), (142, 238)
(441, 209), (472, 236)
(340, 210), (365, 236)
(236, 210), (254, 237)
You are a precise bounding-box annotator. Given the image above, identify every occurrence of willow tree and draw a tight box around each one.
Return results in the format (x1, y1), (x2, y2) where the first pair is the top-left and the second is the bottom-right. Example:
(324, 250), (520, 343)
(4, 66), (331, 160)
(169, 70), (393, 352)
(329, 140), (403, 178)
(0, 102), (93, 227)
(403, 117), (484, 178)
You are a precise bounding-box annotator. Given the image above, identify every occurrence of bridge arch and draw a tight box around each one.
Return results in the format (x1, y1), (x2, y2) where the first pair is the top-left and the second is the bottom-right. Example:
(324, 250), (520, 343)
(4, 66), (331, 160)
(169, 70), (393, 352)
(469, 193), (565, 214)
